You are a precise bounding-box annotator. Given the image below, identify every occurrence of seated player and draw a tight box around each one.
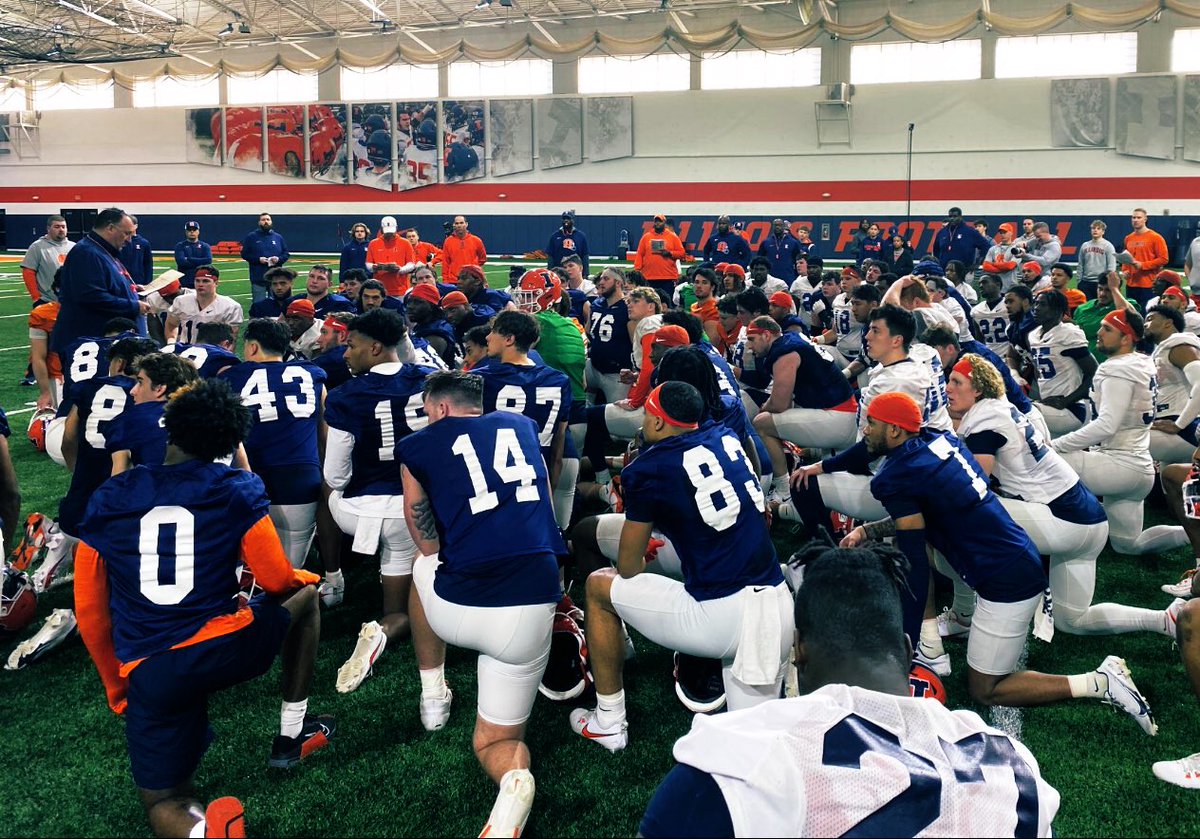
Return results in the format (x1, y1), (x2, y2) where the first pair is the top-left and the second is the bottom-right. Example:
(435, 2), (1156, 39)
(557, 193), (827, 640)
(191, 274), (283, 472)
(219, 319), (328, 570)
(283, 299), (321, 360)
(249, 266), (298, 319)
(75, 378), (333, 839)
(837, 391), (1157, 733)
(165, 266), (243, 345)
(1155, 583), (1200, 787)
(164, 321), (241, 379)
(570, 382), (793, 751)
(1052, 308), (1187, 555)
(640, 546), (1061, 838)
(1146, 306), (1200, 465)
(1029, 290), (1097, 436)
(398, 371), (563, 837)
(310, 312), (353, 391)
(323, 309), (437, 693)
(748, 315), (858, 503)
(109, 353), (199, 474)
(406, 283), (460, 369)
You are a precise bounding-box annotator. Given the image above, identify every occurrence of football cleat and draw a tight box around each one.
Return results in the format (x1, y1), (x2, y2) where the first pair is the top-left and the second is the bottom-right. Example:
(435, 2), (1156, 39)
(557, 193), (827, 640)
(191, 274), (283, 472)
(1098, 655), (1157, 736)
(673, 652), (726, 714)
(318, 578), (344, 609)
(268, 714), (337, 768)
(204, 796), (246, 838)
(538, 602), (592, 702)
(568, 708), (628, 752)
(915, 642), (951, 677)
(420, 687), (453, 732)
(10, 513), (48, 571)
(336, 621), (387, 693)
(1166, 598), (1188, 637)
(28, 524), (72, 594)
(5, 608), (77, 670)
(1162, 567), (1198, 599)
(0, 566), (37, 635)
(1152, 753), (1200, 789)
(479, 768), (535, 838)
(936, 607), (973, 639)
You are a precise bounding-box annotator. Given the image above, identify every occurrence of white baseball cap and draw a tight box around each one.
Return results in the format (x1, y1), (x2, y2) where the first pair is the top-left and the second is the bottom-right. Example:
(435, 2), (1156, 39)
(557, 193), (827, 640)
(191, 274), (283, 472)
(381, 216), (398, 234)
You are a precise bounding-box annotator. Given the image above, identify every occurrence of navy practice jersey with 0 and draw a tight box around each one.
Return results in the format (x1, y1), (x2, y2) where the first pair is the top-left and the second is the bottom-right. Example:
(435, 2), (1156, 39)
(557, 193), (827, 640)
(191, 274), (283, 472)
(164, 343), (242, 379)
(621, 422), (782, 601)
(58, 375), (136, 536)
(105, 400), (168, 468)
(764, 331), (855, 410)
(78, 461), (271, 664)
(870, 429), (1046, 602)
(476, 361), (572, 459)
(323, 362), (435, 497)
(397, 411), (564, 608)
(587, 297), (632, 374)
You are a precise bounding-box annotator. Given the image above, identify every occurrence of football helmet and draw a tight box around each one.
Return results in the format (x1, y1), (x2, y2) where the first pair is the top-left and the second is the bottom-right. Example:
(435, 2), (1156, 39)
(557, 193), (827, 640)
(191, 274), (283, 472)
(365, 129), (391, 168)
(444, 141), (479, 179)
(414, 118), (437, 151)
(0, 565), (36, 635)
(26, 407), (55, 452)
(1184, 471), (1200, 520)
(362, 112), (387, 134)
(513, 269), (562, 313)
(538, 599), (591, 702)
(908, 662), (948, 703)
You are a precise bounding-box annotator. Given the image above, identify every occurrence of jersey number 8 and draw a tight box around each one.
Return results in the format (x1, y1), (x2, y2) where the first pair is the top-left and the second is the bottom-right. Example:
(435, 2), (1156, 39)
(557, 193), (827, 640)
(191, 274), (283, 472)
(682, 436), (764, 532)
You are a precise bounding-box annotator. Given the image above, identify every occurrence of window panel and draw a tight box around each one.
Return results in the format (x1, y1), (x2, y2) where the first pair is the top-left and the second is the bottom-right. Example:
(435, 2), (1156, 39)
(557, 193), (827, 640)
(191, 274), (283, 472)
(448, 59), (552, 97)
(342, 64), (439, 100)
(701, 48), (821, 90)
(1172, 28), (1200, 73)
(226, 68), (317, 105)
(996, 32), (1137, 78)
(578, 53), (690, 94)
(132, 75), (220, 108)
(850, 40), (981, 85)
(32, 82), (114, 111)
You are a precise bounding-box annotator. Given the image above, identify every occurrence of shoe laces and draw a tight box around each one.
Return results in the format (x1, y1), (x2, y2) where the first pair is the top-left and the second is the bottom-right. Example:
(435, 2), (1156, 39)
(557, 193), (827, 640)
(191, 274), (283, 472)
(1176, 753), (1200, 776)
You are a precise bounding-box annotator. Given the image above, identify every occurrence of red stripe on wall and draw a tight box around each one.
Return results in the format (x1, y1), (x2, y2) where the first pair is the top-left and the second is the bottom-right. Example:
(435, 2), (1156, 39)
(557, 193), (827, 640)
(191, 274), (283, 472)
(4, 178), (1200, 204)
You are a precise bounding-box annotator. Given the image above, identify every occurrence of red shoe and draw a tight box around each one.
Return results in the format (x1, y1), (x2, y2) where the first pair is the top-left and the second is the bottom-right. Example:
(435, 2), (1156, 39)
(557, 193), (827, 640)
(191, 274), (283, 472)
(204, 797), (246, 838)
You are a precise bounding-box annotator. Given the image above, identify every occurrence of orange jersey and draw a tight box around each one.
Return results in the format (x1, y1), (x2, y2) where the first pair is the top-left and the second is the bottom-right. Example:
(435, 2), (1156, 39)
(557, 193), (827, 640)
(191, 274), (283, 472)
(635, 230), (686, 280)
(412, 241), (442, 271)
(366, 235), (417, 296)
(28, 301), (61, 379)
(1122, 229), (1168, 289)
(441, 233), (488, 283)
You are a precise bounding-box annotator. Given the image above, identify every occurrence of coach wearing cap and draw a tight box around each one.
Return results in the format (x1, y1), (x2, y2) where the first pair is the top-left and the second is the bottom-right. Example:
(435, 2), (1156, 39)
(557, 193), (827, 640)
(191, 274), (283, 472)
(366, 215), (419, 298)
(174, 221), (213, 289)
(635, 213), (686, 306)
(547, 210), (590, 276)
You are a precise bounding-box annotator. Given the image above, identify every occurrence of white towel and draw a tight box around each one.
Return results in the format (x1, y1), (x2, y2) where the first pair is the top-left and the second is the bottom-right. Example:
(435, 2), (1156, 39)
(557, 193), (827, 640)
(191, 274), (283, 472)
(351, 515), (384, 556)
(1032, 587), (1054, 643)
(730, 585), (784, 686)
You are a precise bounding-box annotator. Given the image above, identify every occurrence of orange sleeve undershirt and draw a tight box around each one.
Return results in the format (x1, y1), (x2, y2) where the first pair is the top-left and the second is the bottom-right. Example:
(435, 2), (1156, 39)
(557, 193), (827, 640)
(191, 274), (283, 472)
(74, 544), (127, 715)
(22, 268), (39, 301)
(626, 332), (660, 407)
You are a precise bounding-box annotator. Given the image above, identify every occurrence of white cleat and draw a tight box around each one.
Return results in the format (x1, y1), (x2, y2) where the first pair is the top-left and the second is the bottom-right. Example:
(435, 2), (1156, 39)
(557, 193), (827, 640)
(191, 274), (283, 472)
(479, 768), (535, 838)
(1162, 568), (1197, 599)
(936, 608), (973, 639)
(1166, 598), (1188, 638)
(336, 621), (387, 694)
(1098, 655), (1157, 736)
(420, 688), (453, 732)
(5, 608), (78, 670)
(1153, 752), (1200, 789)
(318, 579), (344, 609)
(568, 708), (628, 752)
(916, 641), (951, 677)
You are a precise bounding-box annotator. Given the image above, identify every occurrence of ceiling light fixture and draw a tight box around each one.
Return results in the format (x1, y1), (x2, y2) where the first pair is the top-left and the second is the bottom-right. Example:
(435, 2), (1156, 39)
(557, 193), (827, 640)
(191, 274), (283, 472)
(238, 21), (250, 33)
(125, 0), (178, 23)
(58, 0), (120, 28)
(216, 21), (234, 36)
(474, 0), (492, 10)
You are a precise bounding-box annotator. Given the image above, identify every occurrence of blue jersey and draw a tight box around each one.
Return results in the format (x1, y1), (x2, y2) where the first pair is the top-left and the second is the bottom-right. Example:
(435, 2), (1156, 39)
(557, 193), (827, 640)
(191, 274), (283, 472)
(219, 361), (327, 470)
(105, 400), (167, 467)
(59, 375), (136, 536)
(60, 334), (130, 415)
(165, 343), (241, 379)
(413, 318), (461, 366)
(324, 363), (435, 497)
(766, 332), (855, 410)
(622, 423), (782, 601)
(700, 342), (740, 399)
(477, 362), (572, 460)
(566, 288), (588, 322)
(78, 461), (270, 664)
(468, 286), (513, 311)
(312, 345), (351, 390)
(587, 297), (632, 374)
(871, 430), (1046, 602)
(397, 412), (563, 608)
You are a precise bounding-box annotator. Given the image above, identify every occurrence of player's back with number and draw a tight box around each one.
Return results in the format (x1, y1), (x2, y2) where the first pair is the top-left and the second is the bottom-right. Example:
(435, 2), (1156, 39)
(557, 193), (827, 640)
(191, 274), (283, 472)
(59, 375), (136, 535)
(398, 411), (562, 606)
(621, 421), (778, 599)
(324, 363), (435, 496)
(165, 342), (241, 379)
(220, 360), (327, 471)
(477, 362), (570, 457)
(61, 334), (125, 413)
(78, 462), (270, 663)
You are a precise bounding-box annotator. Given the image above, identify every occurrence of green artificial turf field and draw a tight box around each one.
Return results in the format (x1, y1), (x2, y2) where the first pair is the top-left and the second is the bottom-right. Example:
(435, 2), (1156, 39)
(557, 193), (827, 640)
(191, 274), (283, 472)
(0, 253), (1198, 837)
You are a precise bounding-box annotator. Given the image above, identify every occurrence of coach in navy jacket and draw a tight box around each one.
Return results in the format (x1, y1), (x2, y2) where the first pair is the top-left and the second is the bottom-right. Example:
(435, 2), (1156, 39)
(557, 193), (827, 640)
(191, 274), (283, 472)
(240, 213), (290, 292)
(756, 219), (802, 284)
(53, 208), (143, 353)
(703, 215), (752, 268)
(932, 207), (992, 269)
(174, 221), (213, 288)
(547, 211), (589, 275)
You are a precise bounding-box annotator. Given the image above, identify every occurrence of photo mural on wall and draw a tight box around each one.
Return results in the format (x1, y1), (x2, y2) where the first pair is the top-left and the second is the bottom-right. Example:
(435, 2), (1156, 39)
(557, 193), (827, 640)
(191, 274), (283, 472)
(224, 106), (264, 172)
(396, 100), (440, 190)
(265, 105), (306, 178)
(442, 99), (485, 183)
(185, 107), (222, 165)
(538, 96), (583, 169)
(308, 103), (347, 183)
(351, 102), (395, 191)
(488, 99), (534, 177)
(586, 96), (634, 162)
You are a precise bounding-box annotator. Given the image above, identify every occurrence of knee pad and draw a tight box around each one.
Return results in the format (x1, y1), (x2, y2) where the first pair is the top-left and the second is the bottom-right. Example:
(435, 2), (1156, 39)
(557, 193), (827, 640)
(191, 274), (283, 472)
(380, 550), (414, 577)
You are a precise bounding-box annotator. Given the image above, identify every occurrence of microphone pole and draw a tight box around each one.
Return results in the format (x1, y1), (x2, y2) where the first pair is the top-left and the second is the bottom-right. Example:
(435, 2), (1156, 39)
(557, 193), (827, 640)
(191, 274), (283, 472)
(905, 123), (915, 236)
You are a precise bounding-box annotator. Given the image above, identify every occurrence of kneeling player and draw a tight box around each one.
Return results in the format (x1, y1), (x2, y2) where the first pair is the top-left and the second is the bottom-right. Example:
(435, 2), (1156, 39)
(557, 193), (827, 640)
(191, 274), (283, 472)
(399, 371), (562, 837)
(75, 379), (334, 838)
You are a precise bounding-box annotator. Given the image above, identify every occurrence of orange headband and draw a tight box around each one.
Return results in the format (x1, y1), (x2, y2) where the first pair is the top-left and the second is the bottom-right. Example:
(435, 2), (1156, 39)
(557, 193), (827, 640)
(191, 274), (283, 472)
(952, 357), (974, 378)
(322, 317), (347, 333)
(746, 324), (774, 336)
(645, 384), (699, 429)
(1103, 309), (1135, 338)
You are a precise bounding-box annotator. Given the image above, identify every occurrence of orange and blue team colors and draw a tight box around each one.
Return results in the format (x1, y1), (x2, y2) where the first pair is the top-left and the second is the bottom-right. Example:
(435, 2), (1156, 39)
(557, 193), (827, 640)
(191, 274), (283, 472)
(634, 228), (686, 281)
(366, 234), (417, 297)
(441, 232), (487, 285)
(28, 301), (62, 380)
(1123, 228), (1169, 289)
(74, 461), (319, 715)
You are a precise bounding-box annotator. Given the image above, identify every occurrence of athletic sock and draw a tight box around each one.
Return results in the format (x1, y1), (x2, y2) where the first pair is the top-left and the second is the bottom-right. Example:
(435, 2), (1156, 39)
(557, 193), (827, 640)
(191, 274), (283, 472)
(919, 619), (944, 657)
(325, 569), (344, 587)
(280, 699), (308, 738)
(1067, 670), (1107, 699)
(595, 468), (611, 485)
(770, 474), (790, 497)
(189, 819), (206, 839)
(419, 665), (447, 699)
(595, 690), (626, 729)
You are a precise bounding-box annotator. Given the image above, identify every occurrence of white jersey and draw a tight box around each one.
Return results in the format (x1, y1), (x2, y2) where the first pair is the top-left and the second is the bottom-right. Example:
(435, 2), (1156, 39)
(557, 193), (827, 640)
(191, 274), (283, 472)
(790, 276), (815, 297)
(1055, 352), (1155, 464)
(936, 298), (973, 344)
(831, 293), (859, 359)
(672, 684), (1059, 839)
(145, 287), (194, 316)
(953, 280), (978, 305)
(1186, 310), (1200, 336)
(632, 314), (663, 369)
(859, 351), (951, 435)
(970, 298), (1010, 359)
(290, 320), (322, 360)
(1152, 331), (1200, 419)
(913, 304), (957, 337)
(169, 293), (243, 344)
(355, 166), (392, 190)
(1029, 322), (1088, 401)
(957, 397), (1078, 504)
(402, 145), (439, 187)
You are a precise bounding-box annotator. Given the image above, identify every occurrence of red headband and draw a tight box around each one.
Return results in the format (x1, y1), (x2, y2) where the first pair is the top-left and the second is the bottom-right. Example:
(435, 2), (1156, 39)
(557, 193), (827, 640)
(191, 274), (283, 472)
(1103, 309), (1135, 338)
(645, 384), (698, 429)
(322, 316), (347, 333)
(746, 324), (774, 336)
(952, 357), (974, 378)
